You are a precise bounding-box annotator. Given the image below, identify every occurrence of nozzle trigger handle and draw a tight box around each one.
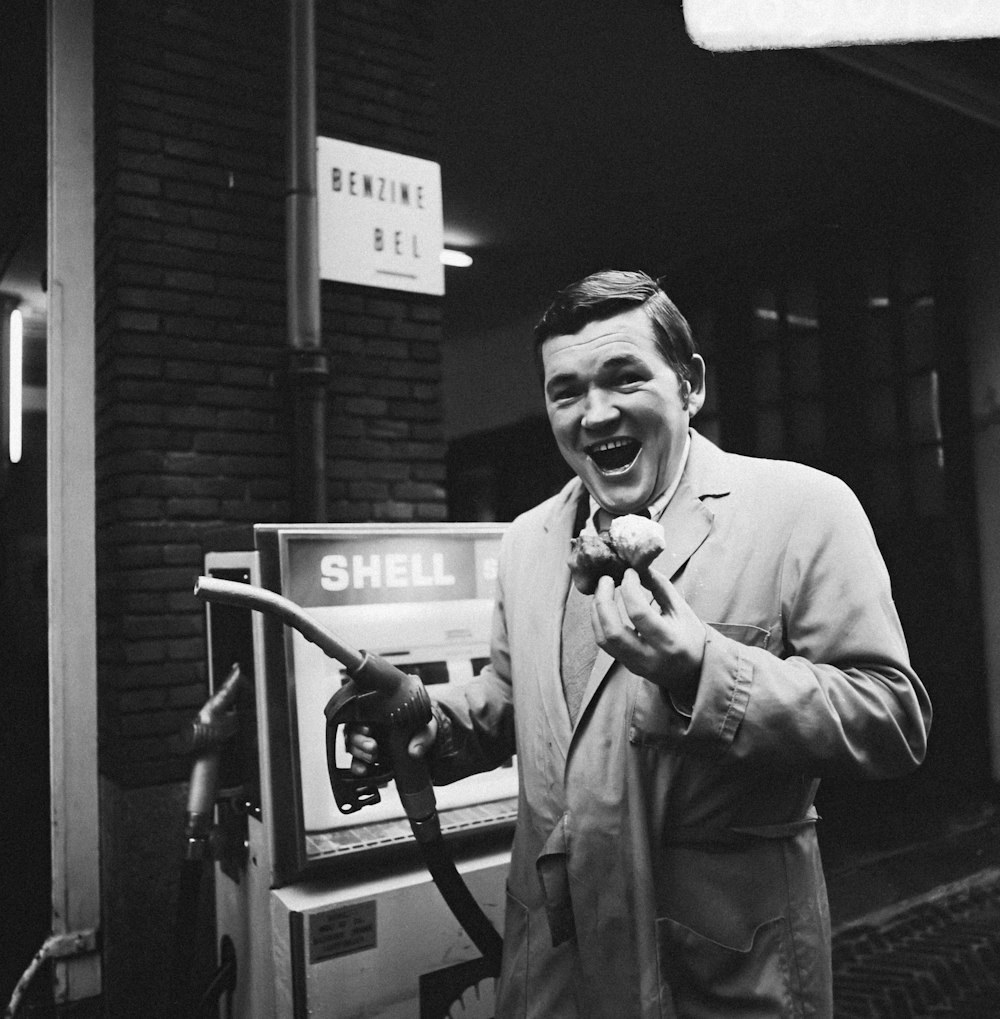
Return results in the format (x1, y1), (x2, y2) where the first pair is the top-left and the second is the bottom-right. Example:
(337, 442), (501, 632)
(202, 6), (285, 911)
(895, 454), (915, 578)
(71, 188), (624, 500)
(324, 684), (393, 814)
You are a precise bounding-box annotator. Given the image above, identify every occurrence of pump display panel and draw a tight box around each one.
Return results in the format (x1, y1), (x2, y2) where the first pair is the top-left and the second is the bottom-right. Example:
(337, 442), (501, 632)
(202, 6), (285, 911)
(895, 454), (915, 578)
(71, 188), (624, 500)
(253, 523), (515, 883)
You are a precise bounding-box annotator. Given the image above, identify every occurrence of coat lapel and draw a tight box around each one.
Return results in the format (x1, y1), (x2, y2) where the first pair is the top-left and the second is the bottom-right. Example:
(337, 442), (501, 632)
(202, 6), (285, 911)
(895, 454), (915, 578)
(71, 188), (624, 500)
(539, 479), (584, 755)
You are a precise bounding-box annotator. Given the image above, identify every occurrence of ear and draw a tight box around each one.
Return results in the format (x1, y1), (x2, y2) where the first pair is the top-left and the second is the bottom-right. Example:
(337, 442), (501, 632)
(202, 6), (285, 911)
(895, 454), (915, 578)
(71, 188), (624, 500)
(682, 355), (707, 416)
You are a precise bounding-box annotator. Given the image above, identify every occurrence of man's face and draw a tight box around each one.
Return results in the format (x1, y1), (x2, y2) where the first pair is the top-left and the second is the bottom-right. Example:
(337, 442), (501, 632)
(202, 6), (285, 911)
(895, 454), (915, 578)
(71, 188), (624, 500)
(541, 307), (705, 515)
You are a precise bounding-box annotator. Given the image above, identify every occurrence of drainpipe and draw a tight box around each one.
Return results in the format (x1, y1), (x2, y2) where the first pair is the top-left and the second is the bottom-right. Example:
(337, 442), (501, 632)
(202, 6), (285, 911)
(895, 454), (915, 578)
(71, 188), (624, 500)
(287, 0), (328, 522)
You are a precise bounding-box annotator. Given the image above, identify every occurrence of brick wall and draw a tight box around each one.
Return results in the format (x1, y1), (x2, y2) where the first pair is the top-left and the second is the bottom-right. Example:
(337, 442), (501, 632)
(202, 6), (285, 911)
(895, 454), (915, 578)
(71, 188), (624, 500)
(94, 0), (288, 788)
(94, 0), (444, 788)
(324, 288), (446, 521)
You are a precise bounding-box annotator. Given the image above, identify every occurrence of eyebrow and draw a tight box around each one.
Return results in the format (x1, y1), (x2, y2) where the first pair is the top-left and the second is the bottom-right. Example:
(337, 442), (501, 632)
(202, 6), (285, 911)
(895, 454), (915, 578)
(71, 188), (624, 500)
(599, 353), (648, 373)
(545, 353), (650, 396)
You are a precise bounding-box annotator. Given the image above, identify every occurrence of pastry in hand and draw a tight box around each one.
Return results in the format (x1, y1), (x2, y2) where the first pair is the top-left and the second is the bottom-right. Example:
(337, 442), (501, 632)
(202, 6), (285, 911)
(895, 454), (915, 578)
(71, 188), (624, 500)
(567, 515), (665, 593)
(568, 532), (627, 594)
(608, 514), (666, 571)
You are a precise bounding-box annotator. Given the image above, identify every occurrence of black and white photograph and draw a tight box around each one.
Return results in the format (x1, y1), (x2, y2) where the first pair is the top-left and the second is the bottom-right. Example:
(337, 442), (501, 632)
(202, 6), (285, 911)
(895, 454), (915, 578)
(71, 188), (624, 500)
(2, 2), (1000, 1016)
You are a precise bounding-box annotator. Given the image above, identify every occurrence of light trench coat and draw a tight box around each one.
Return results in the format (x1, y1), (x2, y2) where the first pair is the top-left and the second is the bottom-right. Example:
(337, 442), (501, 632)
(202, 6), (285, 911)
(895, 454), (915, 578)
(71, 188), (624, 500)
(430, 430), (930, 1018)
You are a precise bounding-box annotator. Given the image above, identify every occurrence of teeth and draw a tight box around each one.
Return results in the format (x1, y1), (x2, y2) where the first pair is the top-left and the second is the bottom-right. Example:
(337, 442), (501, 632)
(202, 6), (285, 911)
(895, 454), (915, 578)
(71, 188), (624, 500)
(586, 437), (641, 473)
(589, 438), (634, 454)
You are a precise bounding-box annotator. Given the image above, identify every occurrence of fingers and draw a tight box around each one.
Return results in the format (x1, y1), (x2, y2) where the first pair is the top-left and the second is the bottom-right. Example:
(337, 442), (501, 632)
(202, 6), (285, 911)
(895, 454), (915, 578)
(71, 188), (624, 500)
(346, 716), (438, 776)
(590, 574), (622, 645)
(618, 568), (673, 632)
(346, 723), (374, 760)
(408, 718), (438, 759)
(593, 570), (663, 643)
(620, 568), (707, 691)
(346, 724), (378, 776)
(590, 569), (704, 693)
(625, 566), (675, 614)
(591, 574), (653, 672)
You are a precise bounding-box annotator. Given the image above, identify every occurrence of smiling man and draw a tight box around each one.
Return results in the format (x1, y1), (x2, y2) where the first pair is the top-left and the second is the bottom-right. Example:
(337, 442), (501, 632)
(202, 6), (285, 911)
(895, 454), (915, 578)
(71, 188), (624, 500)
(349, 270), (931, 1017)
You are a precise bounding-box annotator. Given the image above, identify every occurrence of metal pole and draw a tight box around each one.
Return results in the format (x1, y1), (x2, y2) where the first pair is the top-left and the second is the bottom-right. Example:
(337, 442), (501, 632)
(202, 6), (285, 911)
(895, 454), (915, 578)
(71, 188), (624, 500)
(287, 0), (328, 522)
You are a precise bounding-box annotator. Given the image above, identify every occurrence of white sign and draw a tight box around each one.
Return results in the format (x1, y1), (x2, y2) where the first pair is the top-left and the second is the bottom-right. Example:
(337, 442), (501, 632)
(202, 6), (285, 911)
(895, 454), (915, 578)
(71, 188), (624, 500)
(316, 137), (444, 295)
(683, 0), (1000, 51)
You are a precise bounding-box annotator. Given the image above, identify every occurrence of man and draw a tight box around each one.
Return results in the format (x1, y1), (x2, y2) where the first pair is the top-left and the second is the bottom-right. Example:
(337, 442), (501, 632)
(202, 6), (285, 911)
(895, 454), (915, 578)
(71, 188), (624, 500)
(349, 270), (930, 1017)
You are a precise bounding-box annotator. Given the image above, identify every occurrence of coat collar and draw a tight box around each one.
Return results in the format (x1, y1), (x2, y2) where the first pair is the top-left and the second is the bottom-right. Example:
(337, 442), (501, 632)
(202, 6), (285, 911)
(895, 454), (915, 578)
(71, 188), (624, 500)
(651, 429), (730, 577)
(682, 428), (734, 501)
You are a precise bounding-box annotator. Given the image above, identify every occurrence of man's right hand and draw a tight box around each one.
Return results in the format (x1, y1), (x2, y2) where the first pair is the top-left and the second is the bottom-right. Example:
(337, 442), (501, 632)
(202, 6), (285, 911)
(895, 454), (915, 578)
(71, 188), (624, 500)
(345, 719), (439, 776)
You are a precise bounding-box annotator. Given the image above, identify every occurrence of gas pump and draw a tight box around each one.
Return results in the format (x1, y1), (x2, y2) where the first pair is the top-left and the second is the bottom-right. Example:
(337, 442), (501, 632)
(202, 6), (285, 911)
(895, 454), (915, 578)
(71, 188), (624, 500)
(199, 524), (514, 1018)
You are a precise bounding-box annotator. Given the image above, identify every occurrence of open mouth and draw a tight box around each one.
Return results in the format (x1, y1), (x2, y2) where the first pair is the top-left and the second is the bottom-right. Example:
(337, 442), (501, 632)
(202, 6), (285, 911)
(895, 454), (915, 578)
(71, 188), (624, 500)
(586, 437), (641, 474)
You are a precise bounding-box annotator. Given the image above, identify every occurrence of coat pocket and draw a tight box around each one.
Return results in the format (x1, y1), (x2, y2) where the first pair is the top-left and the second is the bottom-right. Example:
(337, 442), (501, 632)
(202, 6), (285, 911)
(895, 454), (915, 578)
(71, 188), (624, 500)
(654, 839), (804, 1018)
(705, 622), (771, 649)
(630, 622), (771, 742)
(657, 913), (798, 1019)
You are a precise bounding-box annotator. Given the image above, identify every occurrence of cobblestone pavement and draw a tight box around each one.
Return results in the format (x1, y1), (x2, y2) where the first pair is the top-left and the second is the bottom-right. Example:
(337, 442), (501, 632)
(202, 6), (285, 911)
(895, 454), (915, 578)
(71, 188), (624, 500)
(832, 867), (1000, 1018)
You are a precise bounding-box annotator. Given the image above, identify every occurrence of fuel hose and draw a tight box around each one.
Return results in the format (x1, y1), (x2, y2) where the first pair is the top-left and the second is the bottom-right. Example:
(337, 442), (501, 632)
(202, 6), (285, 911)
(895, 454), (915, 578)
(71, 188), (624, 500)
(418, 834), (504, 968)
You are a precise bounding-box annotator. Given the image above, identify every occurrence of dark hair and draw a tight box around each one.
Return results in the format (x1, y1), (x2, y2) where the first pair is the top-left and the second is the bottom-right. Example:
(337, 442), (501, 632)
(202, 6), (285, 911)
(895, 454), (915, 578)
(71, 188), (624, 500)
(533, 270), (698, 383)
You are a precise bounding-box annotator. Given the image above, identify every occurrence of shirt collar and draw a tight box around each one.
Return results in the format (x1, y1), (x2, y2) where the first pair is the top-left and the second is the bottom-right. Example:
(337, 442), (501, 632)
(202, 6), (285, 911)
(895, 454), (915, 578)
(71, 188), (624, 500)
(584, 431), (691, 534)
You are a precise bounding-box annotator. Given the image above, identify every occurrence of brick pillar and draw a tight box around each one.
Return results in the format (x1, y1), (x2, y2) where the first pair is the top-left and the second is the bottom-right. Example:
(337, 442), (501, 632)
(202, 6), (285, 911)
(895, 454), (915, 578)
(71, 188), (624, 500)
(92, 2), (445, 1012)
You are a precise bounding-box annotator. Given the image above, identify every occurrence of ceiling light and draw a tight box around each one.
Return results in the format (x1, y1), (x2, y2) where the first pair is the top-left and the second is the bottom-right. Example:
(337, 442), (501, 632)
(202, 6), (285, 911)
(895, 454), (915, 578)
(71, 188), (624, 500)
(440, 248), (473, 268)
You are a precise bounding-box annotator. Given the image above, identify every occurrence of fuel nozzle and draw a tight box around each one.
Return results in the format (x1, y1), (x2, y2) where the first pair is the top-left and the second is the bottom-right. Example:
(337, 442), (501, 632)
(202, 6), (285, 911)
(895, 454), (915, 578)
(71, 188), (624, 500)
(183, 663), (245, 861)
(326, 651), (440, 840)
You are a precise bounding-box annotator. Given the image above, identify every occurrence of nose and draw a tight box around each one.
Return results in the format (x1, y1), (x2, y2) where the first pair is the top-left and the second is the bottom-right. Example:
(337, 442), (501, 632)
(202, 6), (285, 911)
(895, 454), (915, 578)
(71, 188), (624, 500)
(581, 387), (620, 431)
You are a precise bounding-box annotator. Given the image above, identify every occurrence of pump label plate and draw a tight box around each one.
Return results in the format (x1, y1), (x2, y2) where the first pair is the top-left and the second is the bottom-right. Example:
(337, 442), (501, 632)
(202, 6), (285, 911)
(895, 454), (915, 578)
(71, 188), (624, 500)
(309, 901), (377, 963)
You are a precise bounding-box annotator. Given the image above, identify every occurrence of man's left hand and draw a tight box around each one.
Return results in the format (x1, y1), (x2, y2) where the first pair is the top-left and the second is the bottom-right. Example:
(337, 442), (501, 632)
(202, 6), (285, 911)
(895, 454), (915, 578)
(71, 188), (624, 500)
(591, 567), (706, 702)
